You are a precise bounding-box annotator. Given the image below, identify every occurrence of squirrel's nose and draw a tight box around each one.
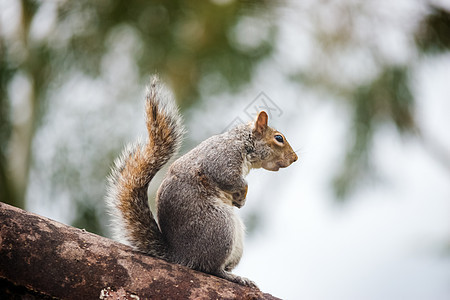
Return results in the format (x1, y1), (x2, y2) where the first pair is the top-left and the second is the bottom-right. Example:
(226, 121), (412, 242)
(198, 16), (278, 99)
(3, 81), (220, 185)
(291, 152), (298, 163)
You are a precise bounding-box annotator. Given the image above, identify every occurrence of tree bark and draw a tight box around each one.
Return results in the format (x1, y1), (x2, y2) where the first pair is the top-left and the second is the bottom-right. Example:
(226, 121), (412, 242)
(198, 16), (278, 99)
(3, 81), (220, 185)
(0, 202), (279, 300)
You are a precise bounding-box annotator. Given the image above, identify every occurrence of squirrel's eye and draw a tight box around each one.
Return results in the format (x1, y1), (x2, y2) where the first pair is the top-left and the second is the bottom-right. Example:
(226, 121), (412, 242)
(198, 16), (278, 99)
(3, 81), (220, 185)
(274, 134), (284, 143)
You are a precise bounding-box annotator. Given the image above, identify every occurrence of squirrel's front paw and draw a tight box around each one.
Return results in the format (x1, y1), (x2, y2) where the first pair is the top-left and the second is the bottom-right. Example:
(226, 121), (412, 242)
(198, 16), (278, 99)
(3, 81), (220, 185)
(232, 185), (248, 208)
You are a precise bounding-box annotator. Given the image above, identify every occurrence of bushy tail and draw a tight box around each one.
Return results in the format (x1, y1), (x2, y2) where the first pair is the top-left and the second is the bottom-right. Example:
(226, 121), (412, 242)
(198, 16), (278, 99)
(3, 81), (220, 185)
(106, 76), (184, 258)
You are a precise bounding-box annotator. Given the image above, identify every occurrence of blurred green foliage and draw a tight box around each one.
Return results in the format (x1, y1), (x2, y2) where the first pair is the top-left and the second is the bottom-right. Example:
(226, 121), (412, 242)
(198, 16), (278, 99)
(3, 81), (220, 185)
(0, 38), (12, 198)
(1, 1), (449, 235)
(416, 6), (450, 53)
(332, 5), (450, 200)
(57, 0), (274, 106)
(334, 66), (415, 199)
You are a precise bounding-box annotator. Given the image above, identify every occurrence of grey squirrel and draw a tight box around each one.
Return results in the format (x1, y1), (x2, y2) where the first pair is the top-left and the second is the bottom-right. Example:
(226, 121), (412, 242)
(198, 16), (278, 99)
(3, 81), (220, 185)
(106, 76), (297, 288)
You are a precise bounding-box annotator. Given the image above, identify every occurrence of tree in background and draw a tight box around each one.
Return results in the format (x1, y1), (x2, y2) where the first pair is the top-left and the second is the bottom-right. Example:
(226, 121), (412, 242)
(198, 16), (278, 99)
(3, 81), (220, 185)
(0, 0), (275, 233)
(1, 0), (449, 235)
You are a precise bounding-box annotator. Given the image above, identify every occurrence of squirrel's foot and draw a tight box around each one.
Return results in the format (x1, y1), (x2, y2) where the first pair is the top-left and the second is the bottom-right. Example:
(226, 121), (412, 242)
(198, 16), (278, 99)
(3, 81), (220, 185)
(214, 269), (258, 289)
(233, 275), (258, 289)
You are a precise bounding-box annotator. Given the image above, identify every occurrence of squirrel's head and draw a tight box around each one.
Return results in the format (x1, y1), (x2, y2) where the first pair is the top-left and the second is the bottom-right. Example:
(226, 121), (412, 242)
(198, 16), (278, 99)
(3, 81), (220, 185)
(251, 111), (298, 171)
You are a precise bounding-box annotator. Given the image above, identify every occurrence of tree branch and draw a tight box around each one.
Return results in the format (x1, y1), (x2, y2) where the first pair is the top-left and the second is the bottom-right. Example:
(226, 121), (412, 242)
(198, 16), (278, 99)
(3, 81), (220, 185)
(0, 202), (279, 300)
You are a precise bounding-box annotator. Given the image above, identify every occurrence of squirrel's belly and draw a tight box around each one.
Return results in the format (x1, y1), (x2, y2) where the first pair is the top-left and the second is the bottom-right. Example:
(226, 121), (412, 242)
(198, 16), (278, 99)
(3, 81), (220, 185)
(214, 190), (245, 271)
(230, 213), (245, 268)
(222, 208), (245, 270)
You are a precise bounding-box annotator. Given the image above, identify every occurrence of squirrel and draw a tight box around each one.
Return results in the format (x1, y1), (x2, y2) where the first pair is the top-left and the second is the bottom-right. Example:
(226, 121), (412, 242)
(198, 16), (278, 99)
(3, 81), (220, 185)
(106, 76), (298, 288)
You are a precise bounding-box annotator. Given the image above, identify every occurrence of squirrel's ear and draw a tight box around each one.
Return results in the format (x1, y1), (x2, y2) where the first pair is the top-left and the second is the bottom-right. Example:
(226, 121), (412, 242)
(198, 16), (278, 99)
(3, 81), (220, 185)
(254, 111), (268, 136)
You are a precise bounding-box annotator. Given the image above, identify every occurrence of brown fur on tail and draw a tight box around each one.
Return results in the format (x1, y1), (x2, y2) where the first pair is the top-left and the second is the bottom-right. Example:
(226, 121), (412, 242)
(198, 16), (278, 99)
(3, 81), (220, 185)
(106, 76), (184, 257)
